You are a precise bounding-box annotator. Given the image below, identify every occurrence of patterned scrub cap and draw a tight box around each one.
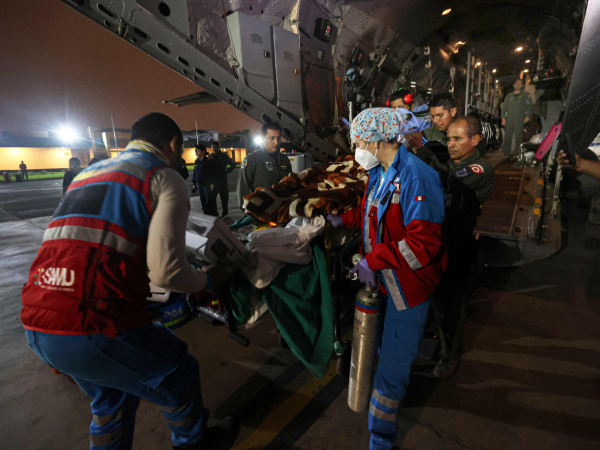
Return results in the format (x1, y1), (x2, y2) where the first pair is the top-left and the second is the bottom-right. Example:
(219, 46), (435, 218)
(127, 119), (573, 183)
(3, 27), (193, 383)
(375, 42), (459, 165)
(351, 107), (430, 142)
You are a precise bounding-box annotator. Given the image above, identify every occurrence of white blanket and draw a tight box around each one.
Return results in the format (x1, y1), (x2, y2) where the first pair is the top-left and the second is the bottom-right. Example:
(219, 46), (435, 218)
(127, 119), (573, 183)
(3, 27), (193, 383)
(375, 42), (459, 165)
(240, 217), (326, 289)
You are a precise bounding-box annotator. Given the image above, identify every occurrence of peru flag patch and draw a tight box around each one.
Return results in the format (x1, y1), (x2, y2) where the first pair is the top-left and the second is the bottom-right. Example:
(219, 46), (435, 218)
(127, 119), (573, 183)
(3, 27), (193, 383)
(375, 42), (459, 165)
(414, 196), (425, 201)
(469, 164), (484, 174)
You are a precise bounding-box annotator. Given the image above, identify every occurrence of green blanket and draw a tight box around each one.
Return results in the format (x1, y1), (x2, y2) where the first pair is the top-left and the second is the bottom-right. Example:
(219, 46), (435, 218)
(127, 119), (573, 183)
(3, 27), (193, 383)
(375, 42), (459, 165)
(229, 245), (334, 379)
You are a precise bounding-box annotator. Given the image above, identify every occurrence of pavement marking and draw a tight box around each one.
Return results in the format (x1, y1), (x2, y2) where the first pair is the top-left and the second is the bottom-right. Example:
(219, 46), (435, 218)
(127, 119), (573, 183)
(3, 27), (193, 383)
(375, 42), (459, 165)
(233, 359), (337, 450)
(455, 379), (535, 390)
(508, 285), (556, 294)
(462, 351), (600, 379)
(0, 187), (62, 193)
(508, 392), (600, 421)
(501, 337), (600, 353)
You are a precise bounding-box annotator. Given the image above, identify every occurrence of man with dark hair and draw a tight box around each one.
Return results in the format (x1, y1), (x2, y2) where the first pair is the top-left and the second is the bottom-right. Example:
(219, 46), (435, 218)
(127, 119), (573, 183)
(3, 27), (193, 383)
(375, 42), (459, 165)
(404, 94), (458, 155)
(415, 116), (495, 378)
(209, 141), (236, 218)
(22, 112), (233, 450)
(236, 121), (291, 210)
(62, 157), (82, 195)
(388, 88), (415, 110)
(425, 94), (458, 145)
(19, 161), (29, 181)
(193, 144), (218, 216)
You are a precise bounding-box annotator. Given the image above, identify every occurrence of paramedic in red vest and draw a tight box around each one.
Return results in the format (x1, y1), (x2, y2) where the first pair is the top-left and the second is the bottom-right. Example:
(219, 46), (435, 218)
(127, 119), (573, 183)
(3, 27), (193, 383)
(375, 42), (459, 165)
(327, 108), (446, 450)
(21, 113), (230, 450)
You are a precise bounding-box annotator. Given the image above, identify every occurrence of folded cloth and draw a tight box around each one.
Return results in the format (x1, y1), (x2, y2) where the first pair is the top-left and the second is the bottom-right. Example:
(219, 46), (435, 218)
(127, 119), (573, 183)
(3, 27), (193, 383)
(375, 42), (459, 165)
(240, 217), (325, 288)
(242, 155), (367, 224)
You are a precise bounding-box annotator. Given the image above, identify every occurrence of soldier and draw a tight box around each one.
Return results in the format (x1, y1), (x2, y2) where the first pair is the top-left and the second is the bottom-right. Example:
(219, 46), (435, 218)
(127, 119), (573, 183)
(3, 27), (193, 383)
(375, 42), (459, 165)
(424, 94), (458, 145)
(501, 78), (532, 157)
(415, 116), (495, 378)
(236, 122), (292, 210)
(209, 142), (236, 218)
(404, 94), (458, 156)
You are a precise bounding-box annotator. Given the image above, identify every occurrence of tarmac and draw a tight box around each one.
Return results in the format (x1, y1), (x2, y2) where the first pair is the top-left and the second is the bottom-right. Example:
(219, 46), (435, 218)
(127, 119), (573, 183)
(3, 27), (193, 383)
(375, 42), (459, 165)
(0, 174), (599, 449)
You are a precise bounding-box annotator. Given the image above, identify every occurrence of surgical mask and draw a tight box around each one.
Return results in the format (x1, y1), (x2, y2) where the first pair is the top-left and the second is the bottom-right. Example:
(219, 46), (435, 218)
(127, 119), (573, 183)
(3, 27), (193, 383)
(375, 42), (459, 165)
(355, 142), (380, 170)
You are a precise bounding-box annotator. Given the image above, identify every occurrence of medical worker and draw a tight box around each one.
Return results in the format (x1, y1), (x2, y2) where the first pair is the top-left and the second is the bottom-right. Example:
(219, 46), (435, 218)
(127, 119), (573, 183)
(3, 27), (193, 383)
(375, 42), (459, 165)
(327, 108), (447, 450)
(21, 113), (232, 450)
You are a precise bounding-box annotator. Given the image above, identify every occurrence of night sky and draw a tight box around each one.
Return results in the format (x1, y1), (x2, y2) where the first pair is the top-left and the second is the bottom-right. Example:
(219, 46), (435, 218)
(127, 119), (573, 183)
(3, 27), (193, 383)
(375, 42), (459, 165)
(0, 0), (260, 136)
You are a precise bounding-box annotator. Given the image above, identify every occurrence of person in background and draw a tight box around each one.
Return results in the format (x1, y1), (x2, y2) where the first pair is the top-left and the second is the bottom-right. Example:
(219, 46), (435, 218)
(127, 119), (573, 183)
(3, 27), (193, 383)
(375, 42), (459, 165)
(19, 161), (29, 181)
(388, 88), (415, 111)
(501, 78), (532, 157)
(62, 157), (82, 195)
(179, 158), (190, 180)
(402, 94), (458, 157)
(192, 145), (218, 216)
(209, 142), (236, 218)
(88, 157), (100, 166)
(236, 122), (292, 210)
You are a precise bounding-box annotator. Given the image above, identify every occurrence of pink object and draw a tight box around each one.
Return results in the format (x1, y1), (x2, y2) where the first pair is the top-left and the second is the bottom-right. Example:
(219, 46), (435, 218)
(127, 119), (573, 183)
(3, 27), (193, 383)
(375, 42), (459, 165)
(535, 122), (562, 161)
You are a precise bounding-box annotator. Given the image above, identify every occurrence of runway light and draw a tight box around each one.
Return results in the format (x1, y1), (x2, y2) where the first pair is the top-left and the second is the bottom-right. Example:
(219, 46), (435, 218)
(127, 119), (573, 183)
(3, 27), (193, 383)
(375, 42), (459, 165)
(492, 69), (497, 73)
(515, 47), (523, 52)
(525, 59), (531, 63)
(57, 125), (78, 142)
(253, 136), (263, 146)
(442, 8), (451, 15)
(476, 62), (482, 67)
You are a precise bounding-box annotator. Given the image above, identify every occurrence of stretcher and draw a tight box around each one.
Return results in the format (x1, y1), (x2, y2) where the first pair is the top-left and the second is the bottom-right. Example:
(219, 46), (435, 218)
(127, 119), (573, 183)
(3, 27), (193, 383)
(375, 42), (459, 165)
(146, 211), (362, 371)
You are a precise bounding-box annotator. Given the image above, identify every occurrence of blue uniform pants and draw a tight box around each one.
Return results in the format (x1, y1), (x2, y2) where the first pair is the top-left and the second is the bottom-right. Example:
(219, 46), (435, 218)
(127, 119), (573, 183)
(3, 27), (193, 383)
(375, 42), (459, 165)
(368, 297), (431, 450)
(26, 322), (209, 450)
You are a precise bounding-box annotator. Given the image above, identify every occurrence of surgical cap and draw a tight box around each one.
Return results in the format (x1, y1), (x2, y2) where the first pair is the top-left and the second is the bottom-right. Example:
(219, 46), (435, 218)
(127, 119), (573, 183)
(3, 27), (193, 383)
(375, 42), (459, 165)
(350, 107), (430, 142)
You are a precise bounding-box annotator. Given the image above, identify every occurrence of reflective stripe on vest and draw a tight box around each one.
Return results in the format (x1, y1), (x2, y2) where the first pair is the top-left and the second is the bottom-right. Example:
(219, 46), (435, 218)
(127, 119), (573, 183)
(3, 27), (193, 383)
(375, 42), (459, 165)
(20, 148), (169, 336)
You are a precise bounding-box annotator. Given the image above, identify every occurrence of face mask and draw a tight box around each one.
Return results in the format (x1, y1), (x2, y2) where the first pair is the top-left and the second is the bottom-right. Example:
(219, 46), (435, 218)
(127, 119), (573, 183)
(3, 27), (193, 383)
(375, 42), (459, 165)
(355, 142), (380, 170)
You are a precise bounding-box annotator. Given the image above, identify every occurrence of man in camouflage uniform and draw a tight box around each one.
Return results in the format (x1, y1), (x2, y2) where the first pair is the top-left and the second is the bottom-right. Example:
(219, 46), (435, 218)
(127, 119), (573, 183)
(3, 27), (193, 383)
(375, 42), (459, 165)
(501, 78), (532, 156)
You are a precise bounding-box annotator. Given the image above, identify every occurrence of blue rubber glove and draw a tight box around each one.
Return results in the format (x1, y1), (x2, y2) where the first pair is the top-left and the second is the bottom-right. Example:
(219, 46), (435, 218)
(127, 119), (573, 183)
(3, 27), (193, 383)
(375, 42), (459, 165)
(349, 258), (377, 287)
(326, 213), (343, 228)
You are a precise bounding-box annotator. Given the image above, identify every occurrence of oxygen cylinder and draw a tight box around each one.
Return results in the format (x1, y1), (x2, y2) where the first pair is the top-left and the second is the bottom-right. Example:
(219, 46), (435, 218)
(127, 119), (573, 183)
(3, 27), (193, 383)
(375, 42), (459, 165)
(348, 283), (381, 412)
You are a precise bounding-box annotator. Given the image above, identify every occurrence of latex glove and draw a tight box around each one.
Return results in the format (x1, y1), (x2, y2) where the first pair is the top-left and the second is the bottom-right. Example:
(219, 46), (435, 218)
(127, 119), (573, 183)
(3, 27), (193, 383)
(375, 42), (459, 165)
(326, 213), (343, 228)
(349, 258), (377, 288)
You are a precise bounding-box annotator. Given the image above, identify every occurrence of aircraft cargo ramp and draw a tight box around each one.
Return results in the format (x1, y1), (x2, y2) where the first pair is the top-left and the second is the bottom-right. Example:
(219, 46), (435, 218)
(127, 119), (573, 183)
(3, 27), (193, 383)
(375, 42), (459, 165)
(476, 152), (562, 267)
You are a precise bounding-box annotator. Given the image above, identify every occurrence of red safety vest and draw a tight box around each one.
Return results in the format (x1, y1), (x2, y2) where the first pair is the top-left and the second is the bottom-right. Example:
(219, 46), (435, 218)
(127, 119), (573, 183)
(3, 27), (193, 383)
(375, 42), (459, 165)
(21, 148), (169, 337)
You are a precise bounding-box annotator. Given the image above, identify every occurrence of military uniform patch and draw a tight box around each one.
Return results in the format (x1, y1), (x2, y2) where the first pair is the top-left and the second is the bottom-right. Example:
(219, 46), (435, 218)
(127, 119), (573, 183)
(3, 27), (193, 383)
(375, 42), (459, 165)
(241, 158), (248, 169)
(454, 167), (471, 179)
(469, 164), (484, 174)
